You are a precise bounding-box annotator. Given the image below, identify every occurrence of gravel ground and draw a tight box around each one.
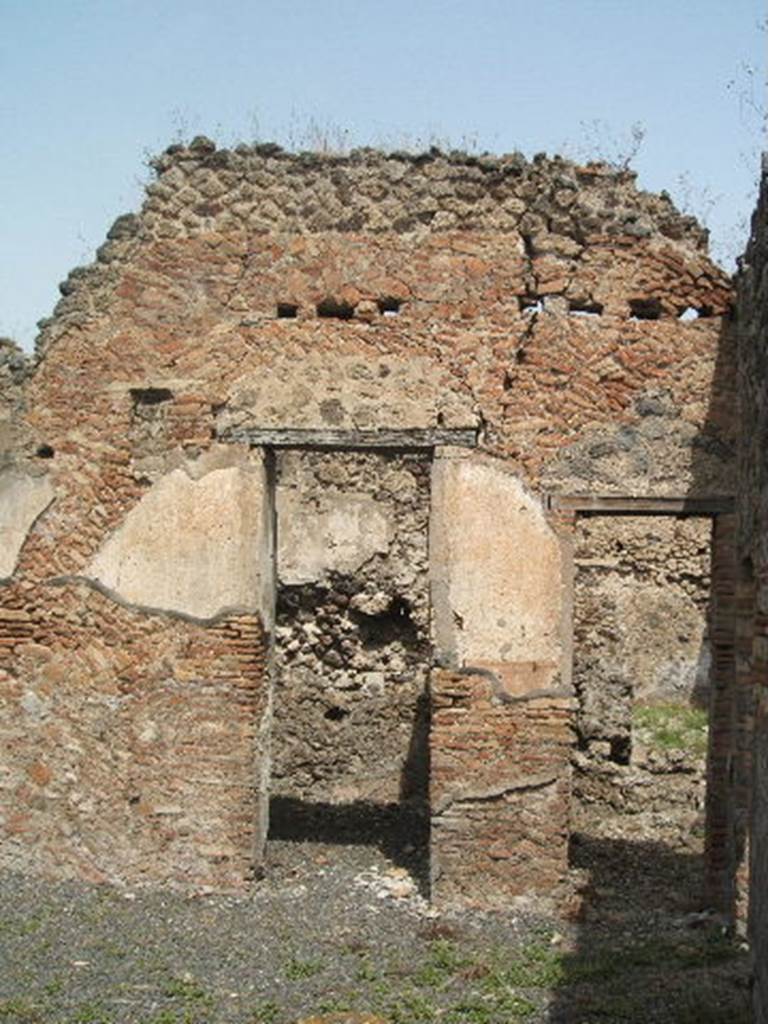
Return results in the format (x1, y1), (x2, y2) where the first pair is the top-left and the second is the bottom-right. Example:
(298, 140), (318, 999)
(0, 813), (753, 1024)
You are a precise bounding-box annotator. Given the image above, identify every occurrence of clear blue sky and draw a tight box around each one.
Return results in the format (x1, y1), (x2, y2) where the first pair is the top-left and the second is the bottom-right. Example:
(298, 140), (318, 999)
(1, 0), (765, 351)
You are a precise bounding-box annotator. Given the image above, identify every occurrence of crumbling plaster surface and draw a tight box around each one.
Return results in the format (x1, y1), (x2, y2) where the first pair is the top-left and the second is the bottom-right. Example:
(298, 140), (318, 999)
(428, 451), (572, 906)
(0, 438), (274, 888)
(218, 352), (478, 436)
(0, 140), (739, 897)
(0, 470), (55, 581)
(430, 451), (565, 680)
(272, 449), (430, 805)
(277, 488), (393, 586)
(571, 515), (711, 850)
(86, 452), (267, 620)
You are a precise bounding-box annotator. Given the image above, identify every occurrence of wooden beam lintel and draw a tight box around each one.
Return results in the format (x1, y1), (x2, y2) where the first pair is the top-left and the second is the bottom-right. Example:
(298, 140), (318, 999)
(548, 494), (735, 516)
(219, 427), (479, 449)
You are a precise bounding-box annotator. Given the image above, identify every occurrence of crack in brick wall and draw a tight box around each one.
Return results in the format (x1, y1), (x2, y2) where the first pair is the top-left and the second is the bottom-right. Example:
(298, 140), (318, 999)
(0, 141), (740, 903)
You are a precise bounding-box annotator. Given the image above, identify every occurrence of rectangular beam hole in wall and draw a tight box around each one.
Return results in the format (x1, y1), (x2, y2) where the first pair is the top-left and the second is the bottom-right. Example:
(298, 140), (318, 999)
(568, 299), (604, 317)
(628, 298), (663, 321)
(316, 298), (355, 320)
(129, 387), (173, 407)
(277, 303), (299, 319)
(678, 305), (713, 321)
(377, 297), (402, 316)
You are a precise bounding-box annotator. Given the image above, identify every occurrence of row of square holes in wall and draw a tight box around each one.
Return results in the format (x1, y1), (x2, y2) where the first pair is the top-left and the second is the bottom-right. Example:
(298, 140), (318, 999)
(30, 295), (707, 460)
(519, 296), (714, 320)
(277, 296), (713, 321)
(277, 297), (402, 319)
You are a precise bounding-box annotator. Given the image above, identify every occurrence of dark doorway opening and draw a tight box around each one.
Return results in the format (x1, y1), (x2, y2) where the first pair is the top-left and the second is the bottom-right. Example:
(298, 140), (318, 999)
(266, 447), (433, 894)
(570, 510), (714, 916)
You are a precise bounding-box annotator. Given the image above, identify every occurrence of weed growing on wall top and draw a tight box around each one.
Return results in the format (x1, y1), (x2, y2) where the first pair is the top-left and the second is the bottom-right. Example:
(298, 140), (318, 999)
(560, 118), (646, 171)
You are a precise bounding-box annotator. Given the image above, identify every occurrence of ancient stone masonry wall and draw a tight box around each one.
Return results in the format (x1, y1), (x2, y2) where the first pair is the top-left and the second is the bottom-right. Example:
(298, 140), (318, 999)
(0, 368), (273, 888)
(0, 338), (31, 469)
(736, 158), (768, 1023)
(572, 516), (711, 850)
(428, 451), (572, 905)
(0, 139), (738, 899)
(1, 583), (266, 889)
(430, 669), (573, 908)
(272, 449), (431, 806)
(38, 142), (735, 498)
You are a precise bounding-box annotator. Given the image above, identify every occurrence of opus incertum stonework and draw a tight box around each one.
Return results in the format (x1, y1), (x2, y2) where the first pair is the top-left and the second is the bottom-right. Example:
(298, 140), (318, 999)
(2, 140), (748, 937)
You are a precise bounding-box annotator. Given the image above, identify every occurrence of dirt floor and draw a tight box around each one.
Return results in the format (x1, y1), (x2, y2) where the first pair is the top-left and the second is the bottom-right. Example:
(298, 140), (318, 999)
(0, 803), (752, 1024)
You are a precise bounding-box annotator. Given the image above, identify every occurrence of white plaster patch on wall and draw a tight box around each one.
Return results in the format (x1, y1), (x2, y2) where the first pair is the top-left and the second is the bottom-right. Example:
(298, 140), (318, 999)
(0, 471), (55, 580)
(86, 463), (265, 619)
(430, 454), (563, 667)
(218, 352), (478, 434)
(276, 488), (393, 585)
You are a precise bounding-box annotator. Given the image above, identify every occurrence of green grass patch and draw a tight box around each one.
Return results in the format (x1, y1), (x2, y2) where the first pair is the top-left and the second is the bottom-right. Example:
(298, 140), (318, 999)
(633, 702), (708, 755)
(411, 938), (471, 987)
(248, 1000), (282, 1024)
(68, 1003), (113, 1024)
(143, 1011), (194, 1024)
(161, 976), (211, 1003)
(354, 955), (381, 984)
(284, 955), (324, 981)
(0, 921), (745, 1024)
(365, 930), (743, 1024)
(315, 994), (355, 1015)
(0, 999), (44, 1023)
(0, 914), (45, 937)
(379, 938), (539, 1023)
(490, 936), (565, 989)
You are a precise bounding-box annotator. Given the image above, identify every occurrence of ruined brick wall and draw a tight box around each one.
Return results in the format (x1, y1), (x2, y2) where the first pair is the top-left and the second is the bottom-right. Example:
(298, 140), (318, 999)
(272, 449), (430, 806)
(1, 588), (265, 887)
(572, 516), (711, 848)
(736, 158), (768, 1022)
(430, 668), (573, 907)
(0, 338), (31, 469)
(1, 380), (272, 889)
(0, 140), (737, 896)
(37, 143), (735, 496)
